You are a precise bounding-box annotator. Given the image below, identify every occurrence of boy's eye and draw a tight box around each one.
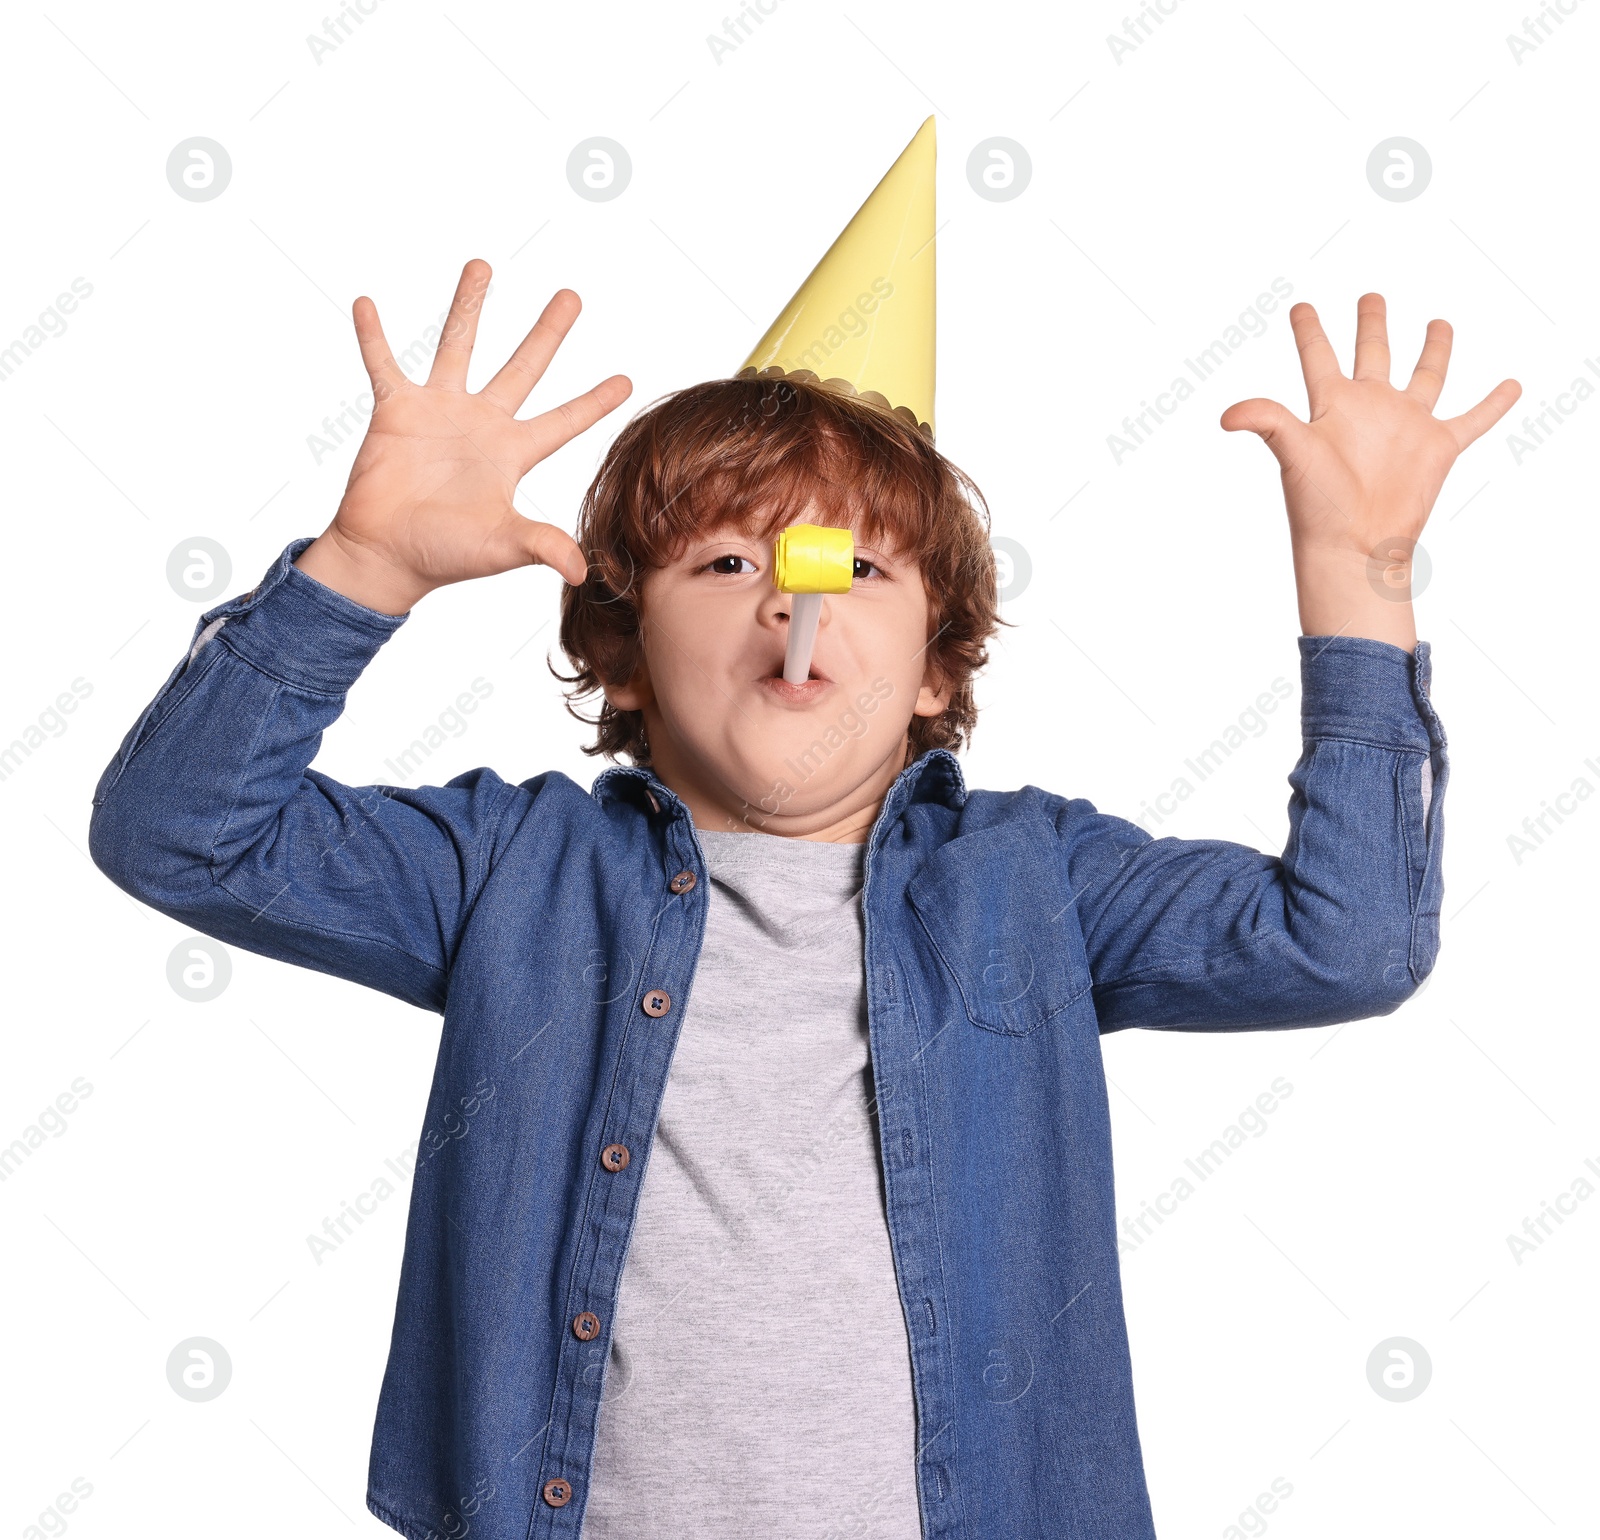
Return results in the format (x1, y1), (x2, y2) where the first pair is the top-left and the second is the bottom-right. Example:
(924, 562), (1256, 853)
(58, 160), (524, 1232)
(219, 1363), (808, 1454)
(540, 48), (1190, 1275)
(705, 554), (757, 575)
(852, 557), (881, 580)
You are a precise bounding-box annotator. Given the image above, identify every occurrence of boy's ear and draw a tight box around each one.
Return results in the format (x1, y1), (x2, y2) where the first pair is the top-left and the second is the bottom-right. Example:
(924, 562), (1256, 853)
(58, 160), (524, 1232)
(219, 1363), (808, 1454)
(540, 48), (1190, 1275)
(912, 665), (952, 719)
(602, 650), (653, 713)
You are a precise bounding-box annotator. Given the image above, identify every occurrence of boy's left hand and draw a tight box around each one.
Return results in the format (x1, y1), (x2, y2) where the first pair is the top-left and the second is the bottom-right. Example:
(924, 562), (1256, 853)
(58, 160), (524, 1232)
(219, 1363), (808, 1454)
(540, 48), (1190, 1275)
(1220, 293), (1520, 651)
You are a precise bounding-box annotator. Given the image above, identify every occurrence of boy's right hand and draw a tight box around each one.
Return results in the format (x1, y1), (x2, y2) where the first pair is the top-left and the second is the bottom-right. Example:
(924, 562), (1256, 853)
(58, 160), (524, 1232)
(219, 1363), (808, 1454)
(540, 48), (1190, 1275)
(294, 258), (633, 615)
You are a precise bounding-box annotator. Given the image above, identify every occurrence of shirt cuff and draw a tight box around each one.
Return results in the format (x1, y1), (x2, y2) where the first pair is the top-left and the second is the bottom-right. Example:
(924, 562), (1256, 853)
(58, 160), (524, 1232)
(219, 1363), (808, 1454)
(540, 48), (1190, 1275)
(190, 535), (410, 696)
(1298, 633), (1440, 755)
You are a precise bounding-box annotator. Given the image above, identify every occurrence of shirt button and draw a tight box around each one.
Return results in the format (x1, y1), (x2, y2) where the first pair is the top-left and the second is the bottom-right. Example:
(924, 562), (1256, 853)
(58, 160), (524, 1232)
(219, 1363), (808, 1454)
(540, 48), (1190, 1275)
(669, 869), (697, 895)
(542, 1478), (572, 1507)
(642, 989), (671, 1017)
(572, 1310), (601, 1341)
(601, 1143), (631, 1171)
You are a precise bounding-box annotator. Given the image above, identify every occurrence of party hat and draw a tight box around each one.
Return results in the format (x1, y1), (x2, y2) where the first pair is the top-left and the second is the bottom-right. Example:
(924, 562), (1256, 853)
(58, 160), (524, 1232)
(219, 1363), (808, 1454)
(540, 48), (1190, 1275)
(736, 116), (936, 439)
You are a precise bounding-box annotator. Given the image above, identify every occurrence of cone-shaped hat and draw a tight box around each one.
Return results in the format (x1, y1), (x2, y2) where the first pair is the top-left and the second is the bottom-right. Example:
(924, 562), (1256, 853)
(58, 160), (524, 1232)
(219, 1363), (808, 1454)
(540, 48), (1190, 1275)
(736, 116), (936, 439)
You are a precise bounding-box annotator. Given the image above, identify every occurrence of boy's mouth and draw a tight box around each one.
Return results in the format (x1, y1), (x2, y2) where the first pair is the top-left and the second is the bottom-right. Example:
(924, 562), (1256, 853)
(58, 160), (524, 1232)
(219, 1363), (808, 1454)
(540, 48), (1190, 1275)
(759, 658), (832, 704)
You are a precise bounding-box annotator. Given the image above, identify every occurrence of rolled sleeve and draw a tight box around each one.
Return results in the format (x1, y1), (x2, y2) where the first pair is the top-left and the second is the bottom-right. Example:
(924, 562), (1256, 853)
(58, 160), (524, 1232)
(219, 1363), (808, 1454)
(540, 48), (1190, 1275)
(189, 535), (410, 696)
(1298, 634), (1443, 756)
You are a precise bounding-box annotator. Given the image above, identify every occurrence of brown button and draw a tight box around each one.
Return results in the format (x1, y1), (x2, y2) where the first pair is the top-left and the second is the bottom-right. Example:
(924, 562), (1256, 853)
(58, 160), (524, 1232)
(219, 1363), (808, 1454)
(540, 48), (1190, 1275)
(542, 1478), (572, 1508)
(573, 1310), (601, 1341)
(669, 869), (696, 895)
(601, 1143), (631, 1171)
(642, 989), (671, 1017)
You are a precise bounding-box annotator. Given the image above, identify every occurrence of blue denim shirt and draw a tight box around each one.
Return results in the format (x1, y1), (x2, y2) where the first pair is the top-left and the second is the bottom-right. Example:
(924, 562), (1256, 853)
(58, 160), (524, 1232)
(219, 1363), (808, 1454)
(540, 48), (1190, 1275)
(88, 536), (1448, 1540)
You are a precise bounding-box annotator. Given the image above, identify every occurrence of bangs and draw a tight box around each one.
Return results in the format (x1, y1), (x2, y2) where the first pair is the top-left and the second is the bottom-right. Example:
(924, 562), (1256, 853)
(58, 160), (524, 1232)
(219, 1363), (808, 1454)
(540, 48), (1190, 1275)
(617, 377), (948, 569)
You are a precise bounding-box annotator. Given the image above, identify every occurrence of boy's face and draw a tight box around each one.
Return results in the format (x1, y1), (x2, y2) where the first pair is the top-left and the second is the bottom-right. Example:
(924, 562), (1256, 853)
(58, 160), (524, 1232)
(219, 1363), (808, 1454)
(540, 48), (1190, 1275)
(603, 508), (951, 839)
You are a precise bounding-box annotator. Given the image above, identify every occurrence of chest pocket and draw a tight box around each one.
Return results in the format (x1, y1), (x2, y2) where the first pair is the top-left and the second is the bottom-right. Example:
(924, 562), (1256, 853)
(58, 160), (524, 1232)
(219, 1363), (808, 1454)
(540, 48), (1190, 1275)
(906, 817), (1093, 1036)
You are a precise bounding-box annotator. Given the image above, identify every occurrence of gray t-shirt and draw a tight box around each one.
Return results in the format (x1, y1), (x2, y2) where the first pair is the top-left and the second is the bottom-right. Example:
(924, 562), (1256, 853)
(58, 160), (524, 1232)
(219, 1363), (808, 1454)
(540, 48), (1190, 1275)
(581, 829), (923, 1539)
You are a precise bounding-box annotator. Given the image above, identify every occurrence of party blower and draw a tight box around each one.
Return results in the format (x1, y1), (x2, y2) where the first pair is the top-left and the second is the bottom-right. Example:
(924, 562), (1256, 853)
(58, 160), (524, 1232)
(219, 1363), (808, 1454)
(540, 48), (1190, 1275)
(774, 523), (853, 684)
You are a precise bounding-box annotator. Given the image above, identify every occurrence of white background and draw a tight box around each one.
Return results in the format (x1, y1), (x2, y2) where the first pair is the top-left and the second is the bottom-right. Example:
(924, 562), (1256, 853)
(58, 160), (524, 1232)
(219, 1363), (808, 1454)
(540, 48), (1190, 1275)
(2, 0), (1595, 1535)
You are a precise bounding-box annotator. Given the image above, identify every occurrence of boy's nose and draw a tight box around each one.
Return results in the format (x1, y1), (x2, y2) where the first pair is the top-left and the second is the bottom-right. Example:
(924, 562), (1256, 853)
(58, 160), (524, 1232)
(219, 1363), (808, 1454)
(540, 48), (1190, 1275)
(757, 587), (832, 626)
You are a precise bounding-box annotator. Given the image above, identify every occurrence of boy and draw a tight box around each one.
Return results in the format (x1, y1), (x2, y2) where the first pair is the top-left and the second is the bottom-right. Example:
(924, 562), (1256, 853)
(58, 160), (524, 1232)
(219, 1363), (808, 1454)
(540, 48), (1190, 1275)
(89, 119), (1516, 1539)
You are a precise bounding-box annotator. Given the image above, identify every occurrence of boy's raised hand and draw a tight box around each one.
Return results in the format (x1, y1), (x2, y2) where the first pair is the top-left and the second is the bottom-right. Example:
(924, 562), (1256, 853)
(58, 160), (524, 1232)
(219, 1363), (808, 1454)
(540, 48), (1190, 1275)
(295, 259), (632, 615)
(1220, 293), (1520, 649)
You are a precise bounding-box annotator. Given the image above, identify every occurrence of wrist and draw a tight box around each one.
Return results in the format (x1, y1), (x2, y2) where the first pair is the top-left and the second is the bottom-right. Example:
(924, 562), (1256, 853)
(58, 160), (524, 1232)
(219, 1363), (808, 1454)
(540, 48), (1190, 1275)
(1292, 543), (1418, 652)
(293, 529), (431, 616)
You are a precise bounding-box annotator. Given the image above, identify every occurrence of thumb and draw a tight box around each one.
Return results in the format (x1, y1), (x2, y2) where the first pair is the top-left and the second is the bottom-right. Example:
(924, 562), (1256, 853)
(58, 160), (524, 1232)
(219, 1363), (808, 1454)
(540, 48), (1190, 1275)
(1219, 397), (1310, 468)
(512, 516), (590, 588)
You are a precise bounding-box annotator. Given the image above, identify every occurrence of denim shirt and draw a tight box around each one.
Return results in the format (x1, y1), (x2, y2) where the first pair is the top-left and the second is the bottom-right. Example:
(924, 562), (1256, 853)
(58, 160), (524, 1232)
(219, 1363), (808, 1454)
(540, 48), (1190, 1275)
(88, 536), (1448, 1540)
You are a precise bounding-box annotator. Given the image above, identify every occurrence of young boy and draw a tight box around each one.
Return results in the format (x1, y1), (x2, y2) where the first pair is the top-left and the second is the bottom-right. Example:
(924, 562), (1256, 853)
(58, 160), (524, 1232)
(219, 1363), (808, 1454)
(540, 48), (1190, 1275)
(89, 120), (1516, 1540)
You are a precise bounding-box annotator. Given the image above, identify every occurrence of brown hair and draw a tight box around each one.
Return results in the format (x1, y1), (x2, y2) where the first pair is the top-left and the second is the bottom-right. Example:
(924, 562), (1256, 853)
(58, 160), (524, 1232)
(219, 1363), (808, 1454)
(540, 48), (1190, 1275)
(555, 374), (1001, 765)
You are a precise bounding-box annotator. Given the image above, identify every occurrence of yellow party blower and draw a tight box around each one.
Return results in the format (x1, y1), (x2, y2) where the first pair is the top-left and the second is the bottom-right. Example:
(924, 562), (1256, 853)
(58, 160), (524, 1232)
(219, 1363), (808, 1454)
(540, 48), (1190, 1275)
(774, 524), (854, 684)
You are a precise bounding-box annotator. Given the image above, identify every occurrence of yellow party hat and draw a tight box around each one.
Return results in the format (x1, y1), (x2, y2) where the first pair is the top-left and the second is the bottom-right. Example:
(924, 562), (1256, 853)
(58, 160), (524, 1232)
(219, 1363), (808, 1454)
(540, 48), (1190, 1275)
(736, 116), (936, 439)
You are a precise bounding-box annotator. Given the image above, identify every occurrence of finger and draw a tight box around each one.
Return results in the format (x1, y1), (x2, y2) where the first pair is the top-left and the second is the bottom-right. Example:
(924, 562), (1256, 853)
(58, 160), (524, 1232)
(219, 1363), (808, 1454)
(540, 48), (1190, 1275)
(1287, 302), (1343, 408)
(352, 296), (407, 399)
(427, 258), (493, 390)
(1404, 319), (1453, 410)
(1351, 291), (1391, 382)
(1443, 378), (1522, 453)
(523, 374), (634, 459)
(511, 516), (590, 587)
(1218, 396), (1314, 469)
(479, 289), (584, 413)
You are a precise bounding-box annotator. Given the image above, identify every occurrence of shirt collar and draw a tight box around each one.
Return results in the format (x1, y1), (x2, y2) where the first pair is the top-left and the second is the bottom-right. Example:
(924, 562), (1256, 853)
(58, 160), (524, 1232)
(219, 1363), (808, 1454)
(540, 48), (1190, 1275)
(590, 748), (966, 827)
